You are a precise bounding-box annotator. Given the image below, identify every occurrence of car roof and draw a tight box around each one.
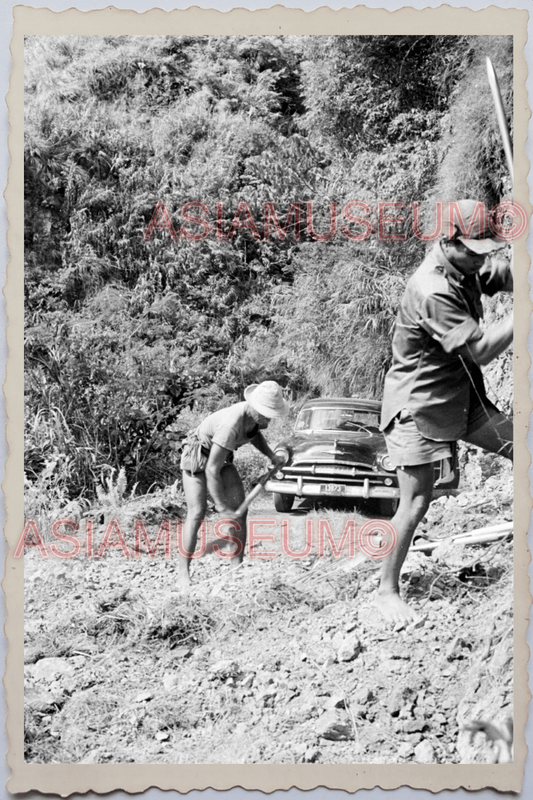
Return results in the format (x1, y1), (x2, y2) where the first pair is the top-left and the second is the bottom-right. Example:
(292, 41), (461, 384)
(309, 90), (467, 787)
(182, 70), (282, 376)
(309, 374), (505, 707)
(299, 397), (382, 412)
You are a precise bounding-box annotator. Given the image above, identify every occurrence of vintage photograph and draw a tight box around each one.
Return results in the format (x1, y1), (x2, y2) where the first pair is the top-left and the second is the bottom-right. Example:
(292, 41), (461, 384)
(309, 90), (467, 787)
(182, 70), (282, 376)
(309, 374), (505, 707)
(21, 30), (517, 769)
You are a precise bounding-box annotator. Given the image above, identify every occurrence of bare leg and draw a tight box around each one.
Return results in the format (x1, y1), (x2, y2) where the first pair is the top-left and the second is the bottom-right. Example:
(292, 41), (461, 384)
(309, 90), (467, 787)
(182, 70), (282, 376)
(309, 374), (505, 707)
(375, 463), (434, 624)
(178, 470), (207, 588)
(219, 464), (247, 570)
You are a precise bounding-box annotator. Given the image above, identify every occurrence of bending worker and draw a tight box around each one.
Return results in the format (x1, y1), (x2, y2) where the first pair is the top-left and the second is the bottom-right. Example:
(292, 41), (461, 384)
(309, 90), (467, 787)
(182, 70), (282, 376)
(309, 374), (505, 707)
(178, 380), (289, 588)
(378, 199), (513, 624)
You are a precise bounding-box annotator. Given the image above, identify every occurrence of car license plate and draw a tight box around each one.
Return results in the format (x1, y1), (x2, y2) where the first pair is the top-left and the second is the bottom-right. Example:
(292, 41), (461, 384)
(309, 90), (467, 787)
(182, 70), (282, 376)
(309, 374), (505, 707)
(320, 483), (346, 494)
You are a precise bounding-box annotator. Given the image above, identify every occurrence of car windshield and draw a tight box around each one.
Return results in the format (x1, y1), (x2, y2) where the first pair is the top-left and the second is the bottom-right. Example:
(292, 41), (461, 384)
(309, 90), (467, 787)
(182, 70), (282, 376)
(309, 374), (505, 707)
(295, 406), (380, 432)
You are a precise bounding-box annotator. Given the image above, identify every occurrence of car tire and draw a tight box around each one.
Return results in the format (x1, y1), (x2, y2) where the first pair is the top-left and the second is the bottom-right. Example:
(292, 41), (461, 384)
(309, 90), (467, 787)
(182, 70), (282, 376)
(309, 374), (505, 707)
(273, 492), (294, 513)
(377, 498), (399, 518)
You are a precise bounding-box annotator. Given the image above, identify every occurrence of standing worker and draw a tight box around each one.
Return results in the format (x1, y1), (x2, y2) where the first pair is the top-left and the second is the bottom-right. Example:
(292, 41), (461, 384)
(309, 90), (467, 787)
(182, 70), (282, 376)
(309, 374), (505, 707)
(378, 200), (513, 624)
(178, 381), (289, 588)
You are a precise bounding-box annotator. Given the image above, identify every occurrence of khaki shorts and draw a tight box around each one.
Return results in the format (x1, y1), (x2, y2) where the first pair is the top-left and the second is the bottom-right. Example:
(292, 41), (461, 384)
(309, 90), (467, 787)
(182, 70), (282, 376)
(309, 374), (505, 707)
(384, 403), (507, 468)
(384, 410), (452, 468)
(180, 444), (234, 475)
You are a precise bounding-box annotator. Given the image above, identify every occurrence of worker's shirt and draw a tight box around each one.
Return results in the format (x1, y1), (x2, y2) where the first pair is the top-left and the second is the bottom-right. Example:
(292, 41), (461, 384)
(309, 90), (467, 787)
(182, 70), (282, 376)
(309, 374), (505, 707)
(196, 402), (258, 453)
(380, 242), (511, 441)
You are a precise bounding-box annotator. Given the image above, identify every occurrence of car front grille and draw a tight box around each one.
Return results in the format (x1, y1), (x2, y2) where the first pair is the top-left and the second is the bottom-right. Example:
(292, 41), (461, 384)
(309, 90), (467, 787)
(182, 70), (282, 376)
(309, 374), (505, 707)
(283, 462), (377, 479)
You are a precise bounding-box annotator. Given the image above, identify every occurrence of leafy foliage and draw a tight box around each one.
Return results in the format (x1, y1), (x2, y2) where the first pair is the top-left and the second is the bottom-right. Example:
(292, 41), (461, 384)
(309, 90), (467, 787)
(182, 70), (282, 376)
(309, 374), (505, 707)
(433, 36), (513, 205)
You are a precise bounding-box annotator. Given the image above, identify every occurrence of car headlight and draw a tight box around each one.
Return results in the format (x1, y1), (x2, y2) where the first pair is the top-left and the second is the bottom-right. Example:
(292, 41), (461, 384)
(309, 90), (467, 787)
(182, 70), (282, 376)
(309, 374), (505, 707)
(275, 447), (291, 464)
(379, 454), (395, 472)
(273, 447), (290, 479)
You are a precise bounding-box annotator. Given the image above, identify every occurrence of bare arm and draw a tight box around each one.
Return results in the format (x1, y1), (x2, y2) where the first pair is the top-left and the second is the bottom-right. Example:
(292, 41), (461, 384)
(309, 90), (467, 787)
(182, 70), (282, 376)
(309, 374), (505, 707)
(459, 316), (513, 366)
(250, 431), (286, 467)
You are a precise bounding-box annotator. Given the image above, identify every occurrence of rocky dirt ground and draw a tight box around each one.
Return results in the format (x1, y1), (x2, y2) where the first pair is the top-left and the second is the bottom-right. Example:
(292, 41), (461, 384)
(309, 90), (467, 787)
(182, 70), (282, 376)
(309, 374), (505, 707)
(24, 456), (514, 765)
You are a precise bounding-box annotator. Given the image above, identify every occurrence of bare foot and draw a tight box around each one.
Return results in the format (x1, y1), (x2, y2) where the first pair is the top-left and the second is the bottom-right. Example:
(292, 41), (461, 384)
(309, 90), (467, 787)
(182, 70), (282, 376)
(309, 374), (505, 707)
(373, 591), (421, 625)
(176, 572), (192, 593)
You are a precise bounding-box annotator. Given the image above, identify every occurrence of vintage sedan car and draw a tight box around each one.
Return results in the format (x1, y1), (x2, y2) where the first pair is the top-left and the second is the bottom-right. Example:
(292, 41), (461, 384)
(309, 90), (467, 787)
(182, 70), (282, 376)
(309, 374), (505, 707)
(265, 397), (459, 514)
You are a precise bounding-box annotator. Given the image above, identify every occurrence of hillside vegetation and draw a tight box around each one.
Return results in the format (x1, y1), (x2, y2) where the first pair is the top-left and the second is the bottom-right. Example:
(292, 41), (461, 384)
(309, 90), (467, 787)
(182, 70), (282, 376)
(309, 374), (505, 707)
(24, 35), (513, 505)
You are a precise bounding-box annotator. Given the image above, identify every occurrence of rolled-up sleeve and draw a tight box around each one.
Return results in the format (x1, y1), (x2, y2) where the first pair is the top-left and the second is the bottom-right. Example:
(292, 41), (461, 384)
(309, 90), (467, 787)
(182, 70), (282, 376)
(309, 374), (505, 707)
(212, 426), (238, 451)
(418, 294), (483, 354)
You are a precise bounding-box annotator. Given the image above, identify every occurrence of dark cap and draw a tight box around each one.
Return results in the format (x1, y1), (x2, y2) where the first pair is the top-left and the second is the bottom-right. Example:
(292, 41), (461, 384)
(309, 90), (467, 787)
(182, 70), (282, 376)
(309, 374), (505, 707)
(442, 200), (506, 254)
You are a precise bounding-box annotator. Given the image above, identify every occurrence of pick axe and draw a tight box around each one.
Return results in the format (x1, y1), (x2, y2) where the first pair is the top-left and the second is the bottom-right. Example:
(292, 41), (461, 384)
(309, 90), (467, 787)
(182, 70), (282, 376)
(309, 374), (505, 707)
(233, 460), (285, 518)
(486, 56), (513, 187)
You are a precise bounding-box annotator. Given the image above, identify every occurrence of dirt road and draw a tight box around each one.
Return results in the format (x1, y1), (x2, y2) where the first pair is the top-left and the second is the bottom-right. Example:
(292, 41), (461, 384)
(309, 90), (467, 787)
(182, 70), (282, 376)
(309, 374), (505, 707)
(24, 478), (513, 764)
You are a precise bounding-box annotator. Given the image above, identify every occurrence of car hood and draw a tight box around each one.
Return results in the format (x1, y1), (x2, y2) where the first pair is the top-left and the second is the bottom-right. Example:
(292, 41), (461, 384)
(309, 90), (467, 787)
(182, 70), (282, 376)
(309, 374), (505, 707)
(279, 431), (386, 466)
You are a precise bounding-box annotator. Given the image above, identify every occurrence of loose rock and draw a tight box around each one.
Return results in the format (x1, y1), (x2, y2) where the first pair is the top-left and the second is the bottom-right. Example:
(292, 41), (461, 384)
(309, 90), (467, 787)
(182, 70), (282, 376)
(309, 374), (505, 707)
(241, 673), (255, 689)
(398, 742), (415, 759)
(134, 691), (154, 703)
(325, 694), (346, 710)
(337, 635), (361, 663)
(316, 710), (354, 741)
(163, 673), (178, 692)
(32, 657), (75, 682)
(304, 747), (321, 763)
(24, 647), (45, 665)
(414, 740), (436, 764)
(210, 660), (241, 679)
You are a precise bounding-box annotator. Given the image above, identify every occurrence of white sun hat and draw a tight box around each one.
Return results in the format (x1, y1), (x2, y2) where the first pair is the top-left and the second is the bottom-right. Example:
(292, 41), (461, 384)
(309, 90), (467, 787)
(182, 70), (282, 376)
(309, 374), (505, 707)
(244, 381), (290, 418)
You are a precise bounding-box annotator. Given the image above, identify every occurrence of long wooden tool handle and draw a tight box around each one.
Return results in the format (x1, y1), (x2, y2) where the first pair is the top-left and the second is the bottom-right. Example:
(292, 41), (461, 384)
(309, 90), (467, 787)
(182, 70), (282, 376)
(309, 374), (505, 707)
(410, 525), (512, 553)
(486, 56), (513, 187)
(234, 483), (264, 518)
(233, 463), (281, 518)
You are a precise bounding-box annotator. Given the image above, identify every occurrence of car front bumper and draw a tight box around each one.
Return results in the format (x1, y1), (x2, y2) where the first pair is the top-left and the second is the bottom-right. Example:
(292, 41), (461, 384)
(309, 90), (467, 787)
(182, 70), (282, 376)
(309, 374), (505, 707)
(265, 478), (399, 500)
(265, 479), (456, 500)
